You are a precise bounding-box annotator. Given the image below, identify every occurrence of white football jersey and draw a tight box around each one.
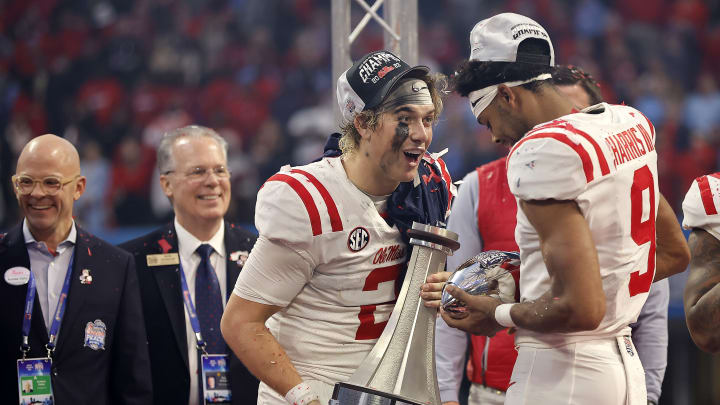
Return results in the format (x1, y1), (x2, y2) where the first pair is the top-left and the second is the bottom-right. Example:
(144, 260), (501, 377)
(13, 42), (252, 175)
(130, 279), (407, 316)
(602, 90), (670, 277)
(682, 173), (720, 240)
(507, 103), (659, 347)
(235, 156), (443, 386)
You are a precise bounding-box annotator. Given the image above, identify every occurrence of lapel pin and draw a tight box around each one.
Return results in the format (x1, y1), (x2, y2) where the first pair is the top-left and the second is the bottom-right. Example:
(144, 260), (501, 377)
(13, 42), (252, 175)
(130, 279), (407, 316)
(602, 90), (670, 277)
(79, 269), (93, 285)
(230, 251), (249, 267)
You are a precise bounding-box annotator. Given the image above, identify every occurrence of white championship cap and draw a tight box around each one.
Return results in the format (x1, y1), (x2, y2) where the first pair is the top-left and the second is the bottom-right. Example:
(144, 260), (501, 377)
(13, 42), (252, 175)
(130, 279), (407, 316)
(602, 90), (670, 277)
(469, 12), (555, 66)
(467, 13), (555, 118)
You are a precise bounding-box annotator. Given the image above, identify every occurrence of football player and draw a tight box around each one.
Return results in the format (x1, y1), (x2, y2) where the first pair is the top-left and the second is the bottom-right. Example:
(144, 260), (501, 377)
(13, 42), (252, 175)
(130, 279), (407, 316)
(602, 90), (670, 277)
(422, 13), (689, 405)
(435, 65), (673, 405)
(682, 173), (720, 353)
(221, 50), (453, 405)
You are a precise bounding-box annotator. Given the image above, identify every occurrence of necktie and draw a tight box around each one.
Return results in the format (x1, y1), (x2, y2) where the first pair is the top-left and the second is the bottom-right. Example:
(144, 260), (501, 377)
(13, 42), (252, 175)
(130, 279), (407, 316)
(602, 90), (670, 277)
(195, 244), (224, 354)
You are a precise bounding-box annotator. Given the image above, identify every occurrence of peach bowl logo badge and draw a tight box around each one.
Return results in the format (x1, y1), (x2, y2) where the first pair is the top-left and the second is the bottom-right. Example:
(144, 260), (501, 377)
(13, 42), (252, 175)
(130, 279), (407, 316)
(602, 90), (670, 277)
(84, 319), (107, 351)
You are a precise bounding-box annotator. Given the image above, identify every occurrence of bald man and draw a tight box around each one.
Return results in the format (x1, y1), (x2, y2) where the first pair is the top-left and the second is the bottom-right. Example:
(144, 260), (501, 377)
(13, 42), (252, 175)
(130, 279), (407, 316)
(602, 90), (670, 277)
(0, 135), (152, 404)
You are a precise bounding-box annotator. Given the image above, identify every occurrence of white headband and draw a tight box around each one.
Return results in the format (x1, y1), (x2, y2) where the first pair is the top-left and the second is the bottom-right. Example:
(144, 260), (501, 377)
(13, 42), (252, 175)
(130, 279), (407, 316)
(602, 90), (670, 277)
(468, 73), (552, 118)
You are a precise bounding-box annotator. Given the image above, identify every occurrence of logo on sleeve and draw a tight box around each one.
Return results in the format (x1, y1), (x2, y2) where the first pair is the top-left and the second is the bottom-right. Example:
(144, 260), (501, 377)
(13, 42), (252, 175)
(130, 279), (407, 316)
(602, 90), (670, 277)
(623, 336), (634, 357)
(347, 227), (370, 252)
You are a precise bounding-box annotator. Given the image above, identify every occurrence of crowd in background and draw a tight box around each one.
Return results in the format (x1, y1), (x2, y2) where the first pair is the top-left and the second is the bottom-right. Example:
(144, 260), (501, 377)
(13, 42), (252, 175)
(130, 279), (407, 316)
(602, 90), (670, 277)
(1, 0), (720, 232)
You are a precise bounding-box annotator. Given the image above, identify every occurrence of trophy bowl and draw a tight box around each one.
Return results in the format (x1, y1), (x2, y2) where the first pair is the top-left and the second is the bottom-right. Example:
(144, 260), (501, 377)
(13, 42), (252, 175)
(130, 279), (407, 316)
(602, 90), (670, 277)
(441, 250), (520, 314)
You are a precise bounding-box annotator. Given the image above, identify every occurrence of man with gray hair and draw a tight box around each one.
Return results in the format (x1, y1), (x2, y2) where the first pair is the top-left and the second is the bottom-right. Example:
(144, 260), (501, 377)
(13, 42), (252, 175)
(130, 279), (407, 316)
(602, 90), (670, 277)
(120, 125), (259, 405)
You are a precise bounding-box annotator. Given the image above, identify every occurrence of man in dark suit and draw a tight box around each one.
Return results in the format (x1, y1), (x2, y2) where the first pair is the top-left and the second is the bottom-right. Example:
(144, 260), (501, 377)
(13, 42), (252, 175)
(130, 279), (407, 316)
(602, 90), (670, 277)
(0, 134), (152, 404)
(120, 125), (259, 405)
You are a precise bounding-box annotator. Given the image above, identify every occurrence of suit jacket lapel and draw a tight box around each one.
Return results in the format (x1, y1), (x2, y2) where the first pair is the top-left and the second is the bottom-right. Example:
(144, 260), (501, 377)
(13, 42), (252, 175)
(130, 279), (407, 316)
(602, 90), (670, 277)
(224, 222), (241, 301)
(55, 227), (92, 354)
(1, 226), (50, 348)
(150, 224), (189, 369)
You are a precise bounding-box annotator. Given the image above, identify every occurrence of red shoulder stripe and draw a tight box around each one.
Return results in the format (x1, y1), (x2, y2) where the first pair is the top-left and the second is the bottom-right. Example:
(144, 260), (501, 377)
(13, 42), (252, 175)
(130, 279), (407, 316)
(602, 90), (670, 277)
(291, 169), (343, 232)
(637, 110), (655, 141)
(527, 121), (610, 176)
(509, 132), (595, 183)
(267, 173), (322, 236)
(696, 175), (718, 215)
(562, 123), (610, 176)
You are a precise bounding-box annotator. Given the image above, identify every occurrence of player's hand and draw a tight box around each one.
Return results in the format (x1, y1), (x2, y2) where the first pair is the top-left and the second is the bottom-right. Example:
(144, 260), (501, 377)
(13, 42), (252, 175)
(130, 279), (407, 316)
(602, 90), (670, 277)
(421, 271), (452, 308)
(440, 284), (505, 336)
(442, 402), (460, 405)
(308, 401), (322, 405)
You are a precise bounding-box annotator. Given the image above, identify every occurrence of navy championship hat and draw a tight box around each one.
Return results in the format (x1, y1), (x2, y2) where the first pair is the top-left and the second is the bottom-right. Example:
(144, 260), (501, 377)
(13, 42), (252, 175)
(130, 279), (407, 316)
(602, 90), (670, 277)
(337, 50), (430, 122)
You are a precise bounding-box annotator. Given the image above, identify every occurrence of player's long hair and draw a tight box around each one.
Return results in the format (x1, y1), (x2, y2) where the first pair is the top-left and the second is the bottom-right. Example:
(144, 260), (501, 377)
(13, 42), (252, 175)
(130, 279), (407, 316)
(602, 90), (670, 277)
(452, 38), (553, 97)
(339, 73), (447, 156)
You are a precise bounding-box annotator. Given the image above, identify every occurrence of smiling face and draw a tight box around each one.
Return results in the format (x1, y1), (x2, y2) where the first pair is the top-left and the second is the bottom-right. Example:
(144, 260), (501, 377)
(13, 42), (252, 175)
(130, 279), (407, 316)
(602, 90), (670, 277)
(160, 136), (230, 232)
(14, 135), (86, 242)
(357, 103), (435, 194)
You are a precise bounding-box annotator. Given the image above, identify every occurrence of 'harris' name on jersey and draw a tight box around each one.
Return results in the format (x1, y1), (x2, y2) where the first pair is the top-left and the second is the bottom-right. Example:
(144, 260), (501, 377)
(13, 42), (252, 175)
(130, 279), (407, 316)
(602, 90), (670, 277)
(603, 123), (655, 168)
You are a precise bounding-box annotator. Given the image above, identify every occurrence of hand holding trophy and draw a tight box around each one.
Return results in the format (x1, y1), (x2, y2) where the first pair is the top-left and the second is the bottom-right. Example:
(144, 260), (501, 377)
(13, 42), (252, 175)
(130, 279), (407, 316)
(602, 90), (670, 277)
(441, 251), (521, 315)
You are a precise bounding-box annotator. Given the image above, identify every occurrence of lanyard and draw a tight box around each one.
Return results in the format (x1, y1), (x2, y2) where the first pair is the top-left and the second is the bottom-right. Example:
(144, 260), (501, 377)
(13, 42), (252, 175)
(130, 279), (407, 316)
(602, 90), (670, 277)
(178, 260), (208, 354)
(21, 251), (75, 358)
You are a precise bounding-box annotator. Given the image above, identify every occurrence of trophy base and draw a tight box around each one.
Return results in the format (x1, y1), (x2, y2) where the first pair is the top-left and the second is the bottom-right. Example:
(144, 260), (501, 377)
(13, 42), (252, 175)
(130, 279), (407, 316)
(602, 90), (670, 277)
(329, 382), (425, 405)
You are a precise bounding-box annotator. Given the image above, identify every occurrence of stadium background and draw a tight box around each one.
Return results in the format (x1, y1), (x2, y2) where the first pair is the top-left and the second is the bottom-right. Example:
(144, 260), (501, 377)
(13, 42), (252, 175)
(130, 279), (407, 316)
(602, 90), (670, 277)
(1, 0), (718, 403)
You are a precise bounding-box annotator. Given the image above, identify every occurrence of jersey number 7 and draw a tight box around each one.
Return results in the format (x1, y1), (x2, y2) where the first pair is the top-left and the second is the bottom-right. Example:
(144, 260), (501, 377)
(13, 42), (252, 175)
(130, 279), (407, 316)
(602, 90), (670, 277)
(628, 165), (656, 296)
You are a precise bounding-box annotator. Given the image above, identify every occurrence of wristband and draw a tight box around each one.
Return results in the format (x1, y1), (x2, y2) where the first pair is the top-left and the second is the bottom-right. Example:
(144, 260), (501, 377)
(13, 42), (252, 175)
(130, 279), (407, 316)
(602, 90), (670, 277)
(494, 303), (517, 328)
(285, 381), (319, 405)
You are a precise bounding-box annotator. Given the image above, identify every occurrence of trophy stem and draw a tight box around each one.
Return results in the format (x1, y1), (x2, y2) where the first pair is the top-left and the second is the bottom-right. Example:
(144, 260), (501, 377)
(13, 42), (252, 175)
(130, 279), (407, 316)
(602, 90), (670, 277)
(333, 222), (459, 405)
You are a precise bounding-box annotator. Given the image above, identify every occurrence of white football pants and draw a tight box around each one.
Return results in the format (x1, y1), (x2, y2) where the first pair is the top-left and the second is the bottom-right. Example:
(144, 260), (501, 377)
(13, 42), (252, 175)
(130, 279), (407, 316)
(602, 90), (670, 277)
(505, 338), (645, 405)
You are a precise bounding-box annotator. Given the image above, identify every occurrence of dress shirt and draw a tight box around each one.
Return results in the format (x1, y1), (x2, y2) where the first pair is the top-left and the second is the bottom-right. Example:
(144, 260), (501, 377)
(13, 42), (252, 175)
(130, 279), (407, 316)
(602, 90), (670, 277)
(175, 218), (226, 405)
(23, 220), (77, 333)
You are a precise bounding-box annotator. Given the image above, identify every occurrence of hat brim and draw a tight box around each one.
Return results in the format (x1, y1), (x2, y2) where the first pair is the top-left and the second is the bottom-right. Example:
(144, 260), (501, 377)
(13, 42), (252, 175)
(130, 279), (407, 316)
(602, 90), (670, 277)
(365, 65), (430, 110)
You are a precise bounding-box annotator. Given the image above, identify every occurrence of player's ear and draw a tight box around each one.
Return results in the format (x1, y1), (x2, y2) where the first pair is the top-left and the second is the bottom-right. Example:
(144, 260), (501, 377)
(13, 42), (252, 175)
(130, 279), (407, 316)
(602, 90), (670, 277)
(497, 84), (519, 110)
(354, 113), (373, 141)
(497, 84), (513, 103)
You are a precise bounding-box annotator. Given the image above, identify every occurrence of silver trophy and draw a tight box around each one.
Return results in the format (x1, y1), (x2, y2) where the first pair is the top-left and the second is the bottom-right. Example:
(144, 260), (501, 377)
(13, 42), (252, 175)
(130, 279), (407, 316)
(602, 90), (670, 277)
(441, 250), (521, 314)
(331, 222), (459, 405)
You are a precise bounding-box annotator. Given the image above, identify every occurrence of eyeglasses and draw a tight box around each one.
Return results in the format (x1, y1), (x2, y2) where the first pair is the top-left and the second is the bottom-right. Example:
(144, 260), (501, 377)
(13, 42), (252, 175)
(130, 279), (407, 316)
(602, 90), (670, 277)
(163, 166), (231, 182)
(12, 174), (80, 196)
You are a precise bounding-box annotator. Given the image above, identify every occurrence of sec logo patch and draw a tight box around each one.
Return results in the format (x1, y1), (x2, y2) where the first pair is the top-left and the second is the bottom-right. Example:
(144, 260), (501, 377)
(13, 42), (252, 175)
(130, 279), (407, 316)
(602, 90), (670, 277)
(347, 227), (370, 252)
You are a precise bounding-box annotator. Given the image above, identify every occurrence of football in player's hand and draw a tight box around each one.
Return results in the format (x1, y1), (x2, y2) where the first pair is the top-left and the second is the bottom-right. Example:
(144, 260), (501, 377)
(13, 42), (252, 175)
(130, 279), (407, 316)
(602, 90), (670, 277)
(441, 250), (520, 314)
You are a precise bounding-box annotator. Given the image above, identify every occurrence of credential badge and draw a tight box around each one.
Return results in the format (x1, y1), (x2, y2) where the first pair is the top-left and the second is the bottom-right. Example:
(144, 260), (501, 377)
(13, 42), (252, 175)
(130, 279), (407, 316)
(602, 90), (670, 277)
(84, 319), (107, 350)
(4, 267), (30, 286)
(347, 227), (370, 252)
(146, 253), (180, 267)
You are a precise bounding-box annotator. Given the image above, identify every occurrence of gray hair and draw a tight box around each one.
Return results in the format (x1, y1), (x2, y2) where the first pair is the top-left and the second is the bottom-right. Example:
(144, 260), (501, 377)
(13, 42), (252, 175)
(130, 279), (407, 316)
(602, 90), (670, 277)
(157, 125), (229, 173)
